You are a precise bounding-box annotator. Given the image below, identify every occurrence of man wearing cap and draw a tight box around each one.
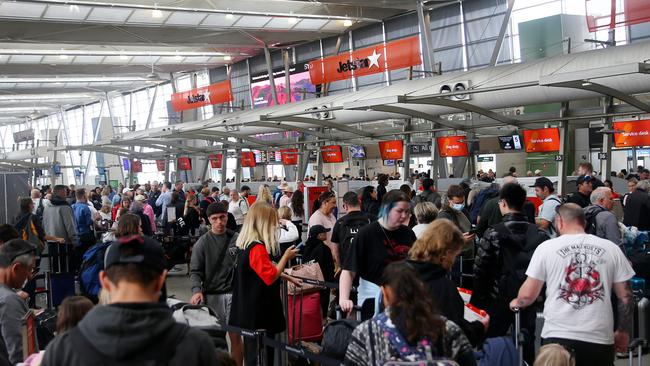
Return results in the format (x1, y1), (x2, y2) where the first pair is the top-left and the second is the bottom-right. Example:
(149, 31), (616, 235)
(190, 202), (242, 364)
(135, 194), (156, 234)
(279, 185), (293, 208)
(273, 182), (288, 208)
(578, 161), (603, 189)
(533, 177), (561, 237)
(303, 225), (336, 318)
(534, 169), (542, 177)
(42, 236), (217, 365)
(567, 176), (593, 208)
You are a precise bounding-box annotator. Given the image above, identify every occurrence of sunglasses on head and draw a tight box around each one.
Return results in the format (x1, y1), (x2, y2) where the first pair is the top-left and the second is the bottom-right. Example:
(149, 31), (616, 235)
(9, 248), (36, 264)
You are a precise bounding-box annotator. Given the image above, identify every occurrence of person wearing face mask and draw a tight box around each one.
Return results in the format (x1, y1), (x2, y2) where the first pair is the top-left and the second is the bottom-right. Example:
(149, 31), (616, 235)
(0, 239), (37, 365)
(339, 189), (416, 320)
(437, 185), (475, 251)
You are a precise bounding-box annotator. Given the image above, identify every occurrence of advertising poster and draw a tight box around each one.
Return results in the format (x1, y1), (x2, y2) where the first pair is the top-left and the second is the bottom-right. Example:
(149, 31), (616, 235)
(250, 62), (315, 108)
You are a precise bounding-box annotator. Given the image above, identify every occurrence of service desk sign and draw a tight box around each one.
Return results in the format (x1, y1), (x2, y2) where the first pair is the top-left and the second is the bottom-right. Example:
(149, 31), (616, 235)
(280, 149), (299, 165)
(523, 128), (560, 153)
(613, 120), (650, 147)
(241, 152), (256, 167)
(171, 80), (233, 112)
(378, 140), (404, 160)
(321, 145), (344, 163)
(209, 154), (223, 169)
(177, 157), (192, 171)
(308, 36), (421, 85)
(437, 136), (469, 157)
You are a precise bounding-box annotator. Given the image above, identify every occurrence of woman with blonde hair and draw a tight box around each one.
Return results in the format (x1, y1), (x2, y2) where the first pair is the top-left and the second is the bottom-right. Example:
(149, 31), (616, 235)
(229, 202), (299, 366)
(407, 219), (488, 347)
(534, 344), (574, 366)
(411, 201), (439, 238)
(257, 184), (273, 205)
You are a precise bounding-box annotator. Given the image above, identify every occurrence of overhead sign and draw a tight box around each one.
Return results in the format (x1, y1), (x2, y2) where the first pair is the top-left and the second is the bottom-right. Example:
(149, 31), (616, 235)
(280, 149), (299, 165)
(613, 120), (650, 147)
(132, 161), (142, 173)
(321, 145), (343, 163)
(241, 151), (256, 167)
(409, 143), (432, 156)
(250, 62), (314, 108)
(171, 80), (233, 112)
(209, 154), (223, 169)
(13, 129), (34, 143)
(122, 158), (130, 171)
(177, 157), (192, 171)
(156, 159), (166, 172)
(477, 156), (494, 162)
(498, 135), (523, 150)
(378, 140), (404, 160)
(308, 36), (421, 85)
(523, 128), (560, 153)
(437, 136), (469, 157)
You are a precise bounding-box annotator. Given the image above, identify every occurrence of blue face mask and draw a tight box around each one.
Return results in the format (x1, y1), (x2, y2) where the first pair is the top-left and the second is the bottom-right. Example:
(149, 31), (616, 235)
(452, 203), (465, 211)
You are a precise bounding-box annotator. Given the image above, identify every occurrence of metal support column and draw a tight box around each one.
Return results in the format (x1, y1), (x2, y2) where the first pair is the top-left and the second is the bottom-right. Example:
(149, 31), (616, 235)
(316, 145), (324, 186)
(466, 131), (477, 178)
(322, 36), (342, 96)
(235, 146), (242, 191)
(600, 96), (614, 182)
(349, 30), (358, 91)
(138, 85), (159, 153)
(283, 49), (291, 102)
(105, 93), (126, 184)
(416, 0), (437, 74)
(557, 103), (570, 196)
(402, 120), (412, 179)
(490, 0), (515, 66)
(263, 44), (279, 105)
(82, 97), (105, 185)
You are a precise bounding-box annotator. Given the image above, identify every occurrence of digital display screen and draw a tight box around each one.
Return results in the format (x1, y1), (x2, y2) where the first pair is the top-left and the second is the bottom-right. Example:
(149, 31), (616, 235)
(250, 62), (315, 109)
(349, 145), (366, 158)
(383, 159), (395, 166)
(498, 135), (523, 150)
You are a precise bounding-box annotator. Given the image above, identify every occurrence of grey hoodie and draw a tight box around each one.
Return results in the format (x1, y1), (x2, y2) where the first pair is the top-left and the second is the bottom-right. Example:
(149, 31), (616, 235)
(190, 229), (238, 295)
(42, 197), (78, 246)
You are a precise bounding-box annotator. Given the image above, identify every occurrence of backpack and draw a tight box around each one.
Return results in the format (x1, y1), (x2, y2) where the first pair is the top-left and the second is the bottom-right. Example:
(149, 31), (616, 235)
(79, 242), (112, 297)
(493, 223), (542, 300)
(584, 206), (606, 235)
(469, 188), (499, 225)
(273, 189), (282, 208)
(35, 198), (45, 221)
(322, 318), (360, 361)
(15, 214), (44, 253)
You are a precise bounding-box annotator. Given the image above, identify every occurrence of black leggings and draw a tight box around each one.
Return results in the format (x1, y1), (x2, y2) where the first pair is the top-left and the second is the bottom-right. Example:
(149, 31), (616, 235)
(243, 332), (276, 366)
(542, 338), (614, 366)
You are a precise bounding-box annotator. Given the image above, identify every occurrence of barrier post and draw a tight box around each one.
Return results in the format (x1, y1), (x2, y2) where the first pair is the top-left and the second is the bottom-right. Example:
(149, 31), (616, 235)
(255, 329), (267, 366)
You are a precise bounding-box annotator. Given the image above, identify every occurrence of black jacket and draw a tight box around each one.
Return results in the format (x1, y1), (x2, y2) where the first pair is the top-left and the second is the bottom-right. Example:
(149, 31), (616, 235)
(623, 189), (650, 231)
(408, 260), (485, 347)
(472, 212), (548, 307)
(41, 303), (217, 366)
(361, 199), (380, 217)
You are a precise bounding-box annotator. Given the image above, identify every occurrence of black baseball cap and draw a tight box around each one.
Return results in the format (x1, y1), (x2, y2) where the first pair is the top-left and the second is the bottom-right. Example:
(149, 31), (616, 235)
(576, 175), (593, 186)
(530, 177), (554, 191)
(309, 225), (331, 237)
(104, 235), (166, 272)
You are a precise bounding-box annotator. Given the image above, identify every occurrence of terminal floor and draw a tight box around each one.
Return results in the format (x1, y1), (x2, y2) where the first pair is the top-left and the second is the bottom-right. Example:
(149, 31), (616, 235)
(164, 265), (642, 366)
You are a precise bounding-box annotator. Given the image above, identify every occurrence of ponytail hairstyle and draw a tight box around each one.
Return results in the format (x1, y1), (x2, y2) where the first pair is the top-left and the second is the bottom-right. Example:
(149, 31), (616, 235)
(379, 261), (444, 345)
(378, 189), (411, 219)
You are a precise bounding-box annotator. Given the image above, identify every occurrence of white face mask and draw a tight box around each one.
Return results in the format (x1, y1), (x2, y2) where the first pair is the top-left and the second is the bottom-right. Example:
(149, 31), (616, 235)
(452, 202), (465, 211)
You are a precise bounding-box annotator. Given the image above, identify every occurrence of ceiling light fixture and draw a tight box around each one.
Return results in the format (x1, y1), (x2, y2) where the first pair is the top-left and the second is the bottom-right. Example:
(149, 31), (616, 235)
(69, 4), (80, 12)
(224, 55), (232, 61)
(119, 54), (128, 60)
(0, 49), (237, 57)
(287, 17), (298, 24)
(58, 54), (69, 60)
(0, 76), (164, 84)
(225, 9), (234, 19)
(0, 93), (99, 101)
(152, 4), (163, 18)
(343, 19), (353, 27)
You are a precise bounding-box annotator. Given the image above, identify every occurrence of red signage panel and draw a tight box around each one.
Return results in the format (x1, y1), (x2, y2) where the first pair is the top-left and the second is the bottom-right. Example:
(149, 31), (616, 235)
(523, 128), (560, 153)
(308, 36), (421, 85)
(131, 161), (142, 173)
(613, 120), (650, 147)
(437, 136), (469, 157)
(378, 140), (404, 160)
(281, 149), (299, 165)
(156, 159), (166, 172)
(171, 80), (233, 112)
(177, 157), (192, 171)
(321, 145), (343, 163)
(209, 154), (223, 169)
(241, 151), (256, 167)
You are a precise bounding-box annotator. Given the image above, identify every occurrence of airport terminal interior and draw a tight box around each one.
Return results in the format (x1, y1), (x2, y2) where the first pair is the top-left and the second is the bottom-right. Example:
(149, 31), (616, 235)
(0, 0), (650, 365)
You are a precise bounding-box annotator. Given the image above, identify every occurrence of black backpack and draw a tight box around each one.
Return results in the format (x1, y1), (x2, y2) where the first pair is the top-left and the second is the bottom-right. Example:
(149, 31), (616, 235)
(35, 198), (45, 221)
(321, 318), (360, 360)
(493, 223), (542, 300)
(584, 206), (606, 235)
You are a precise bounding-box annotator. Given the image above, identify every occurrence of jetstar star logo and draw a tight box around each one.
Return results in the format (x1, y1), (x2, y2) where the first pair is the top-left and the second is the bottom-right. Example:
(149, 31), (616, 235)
(336, 49), (382, 73)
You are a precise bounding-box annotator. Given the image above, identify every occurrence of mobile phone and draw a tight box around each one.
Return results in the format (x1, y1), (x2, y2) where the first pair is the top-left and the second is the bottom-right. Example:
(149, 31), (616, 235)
(466, 228), (477, 235)
(295, 242), (305, 250)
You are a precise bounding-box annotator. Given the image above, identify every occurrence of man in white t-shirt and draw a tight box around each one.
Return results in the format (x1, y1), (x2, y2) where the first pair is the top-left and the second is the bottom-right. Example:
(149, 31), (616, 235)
(532, 177), (561, 237)
(510, 203), (634, 366)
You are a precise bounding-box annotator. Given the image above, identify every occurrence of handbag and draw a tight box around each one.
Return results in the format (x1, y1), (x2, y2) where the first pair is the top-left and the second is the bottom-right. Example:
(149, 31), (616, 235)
(284, 261), (324, 295)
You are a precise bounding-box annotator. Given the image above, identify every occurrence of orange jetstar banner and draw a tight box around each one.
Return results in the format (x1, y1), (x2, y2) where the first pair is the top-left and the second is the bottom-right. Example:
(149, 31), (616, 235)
(177, 157), (192, 170)
(209, 154), (223, 169)
(156, 159), (166, 172)
(378, 140), (404, 160)
(523, 128), (560, 153)
(613, 120), (650, 147)
(308, 36), (421, 85)
(437, 136), (469, 157)
(131, 161), (142, 173)
(321, 145), (343, 163)
(281, 149), (299, 165)
(241, 152), (256, 167)
(171, 80), (233, 112)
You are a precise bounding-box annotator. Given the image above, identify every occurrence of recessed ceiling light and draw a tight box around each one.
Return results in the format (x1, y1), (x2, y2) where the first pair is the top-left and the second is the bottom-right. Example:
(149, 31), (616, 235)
(225, 13), (234, 20)
(69, 4), (80, 13)
(224, 55), (232, 61)
(59, 54), (69, 60)
(152, 4), (163, 18)
(287, 17), (298, 24)
(343, 19), (353, 27)
(119, 54), (128, 60)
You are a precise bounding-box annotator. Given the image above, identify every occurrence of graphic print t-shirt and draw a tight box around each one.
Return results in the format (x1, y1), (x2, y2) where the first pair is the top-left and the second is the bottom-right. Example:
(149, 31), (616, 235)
(342, 221), (416, 285)
(526, 234), (634, 344)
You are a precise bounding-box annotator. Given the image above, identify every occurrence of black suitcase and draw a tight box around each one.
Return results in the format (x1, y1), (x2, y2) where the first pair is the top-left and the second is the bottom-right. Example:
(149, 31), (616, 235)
(45, 241), (76, 308)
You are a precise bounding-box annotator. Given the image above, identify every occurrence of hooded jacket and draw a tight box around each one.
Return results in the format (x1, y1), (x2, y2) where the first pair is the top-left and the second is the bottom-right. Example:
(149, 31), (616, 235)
(42, 196), (78, 246)
(41, 303), (216, 366)
(407, 260), (485, 347)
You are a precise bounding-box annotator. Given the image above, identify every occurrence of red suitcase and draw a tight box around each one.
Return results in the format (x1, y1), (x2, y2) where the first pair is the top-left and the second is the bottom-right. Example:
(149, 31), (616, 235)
(287, 292), (323, 344)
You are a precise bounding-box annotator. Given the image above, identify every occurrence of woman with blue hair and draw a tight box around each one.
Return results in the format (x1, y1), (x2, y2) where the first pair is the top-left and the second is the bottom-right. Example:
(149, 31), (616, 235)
(338, 189), (416, 320)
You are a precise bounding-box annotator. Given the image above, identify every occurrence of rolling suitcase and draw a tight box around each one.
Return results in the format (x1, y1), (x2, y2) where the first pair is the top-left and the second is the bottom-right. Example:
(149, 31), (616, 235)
(628, 339), (647, 366)
(631, 277), (649, 345)
(287, 291), (323, 344)
(46, 241), (75, 308)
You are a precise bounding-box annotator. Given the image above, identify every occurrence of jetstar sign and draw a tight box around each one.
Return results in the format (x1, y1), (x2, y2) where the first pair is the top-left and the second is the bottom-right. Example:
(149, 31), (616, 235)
(308, 36), (421, 85)
(171, 80), (233, 112)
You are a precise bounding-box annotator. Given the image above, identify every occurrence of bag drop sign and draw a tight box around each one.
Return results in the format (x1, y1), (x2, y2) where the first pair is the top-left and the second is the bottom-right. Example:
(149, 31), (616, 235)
(437, 136), (469, 157)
